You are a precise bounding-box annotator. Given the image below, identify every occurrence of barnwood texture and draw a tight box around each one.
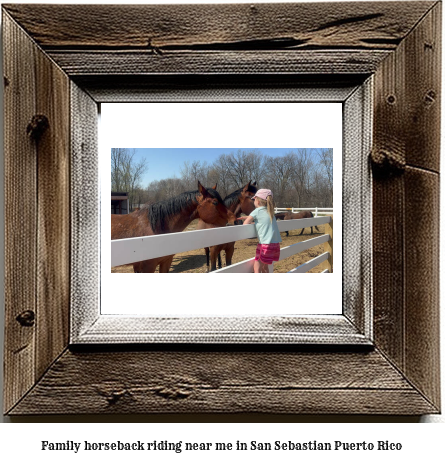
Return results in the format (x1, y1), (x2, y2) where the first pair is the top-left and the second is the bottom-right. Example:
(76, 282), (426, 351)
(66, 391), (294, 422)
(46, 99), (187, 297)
(372, 1), (441, 409)
(34, 38), (70, 383)
(2, 2), (441, 415)
(2, 3), (435, 49)
(1, 2), (435, 85)
(3, 11), (71, 413)
(9, 349), (438, 415)
(3, 13), (38, 414)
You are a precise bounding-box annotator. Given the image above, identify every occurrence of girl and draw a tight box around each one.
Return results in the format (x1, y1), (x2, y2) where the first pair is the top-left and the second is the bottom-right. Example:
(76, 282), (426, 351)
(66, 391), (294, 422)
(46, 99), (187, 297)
(243, 189), (282, 273)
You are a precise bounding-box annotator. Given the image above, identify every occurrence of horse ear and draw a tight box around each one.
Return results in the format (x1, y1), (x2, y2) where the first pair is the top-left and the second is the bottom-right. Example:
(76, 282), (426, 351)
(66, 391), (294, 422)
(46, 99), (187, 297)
(252, 181), (257, 186)
(212, 183), (217, 190)
(198, 181), (209, 198)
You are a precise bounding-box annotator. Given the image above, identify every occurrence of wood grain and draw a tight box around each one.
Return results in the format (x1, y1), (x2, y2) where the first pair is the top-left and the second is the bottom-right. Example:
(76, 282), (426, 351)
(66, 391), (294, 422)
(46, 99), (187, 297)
(4, 1), (433, 80)
(372, 20), (408, 371)
(3, 12), (37, 414)
(404, 167), (440, 408)
(47, 50), (390, 77)
(35, 37), (71, 381)
(3, 3), (435, 49)
(372, 2), (441, 411)
(404, 2), (441, 172)
(9, 348), (437, 415)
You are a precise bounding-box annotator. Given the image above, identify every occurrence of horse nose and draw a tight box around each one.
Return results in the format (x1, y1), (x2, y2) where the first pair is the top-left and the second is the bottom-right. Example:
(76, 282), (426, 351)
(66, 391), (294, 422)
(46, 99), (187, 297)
(225, 210), (237, 226)
(226, 219), (243, 226)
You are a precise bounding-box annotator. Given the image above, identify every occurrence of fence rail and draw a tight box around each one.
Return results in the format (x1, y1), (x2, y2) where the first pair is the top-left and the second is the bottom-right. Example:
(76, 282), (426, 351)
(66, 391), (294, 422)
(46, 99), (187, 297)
(111, 216), (332, 273)
(213, 233), (330, 273)
(275, 207), (333, 217)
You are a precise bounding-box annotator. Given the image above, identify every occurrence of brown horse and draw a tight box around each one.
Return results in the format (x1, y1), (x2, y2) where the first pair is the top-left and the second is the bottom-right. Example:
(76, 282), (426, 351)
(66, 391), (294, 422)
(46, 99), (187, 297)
(275, 210), (320, 236)
(111, 181), (238, 273)
(199, 181), (258, 272)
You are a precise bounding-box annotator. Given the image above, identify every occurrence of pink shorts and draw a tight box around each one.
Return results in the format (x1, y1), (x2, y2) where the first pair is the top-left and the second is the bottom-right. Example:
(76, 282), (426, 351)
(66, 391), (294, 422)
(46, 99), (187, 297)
(255, 243), (281, 265)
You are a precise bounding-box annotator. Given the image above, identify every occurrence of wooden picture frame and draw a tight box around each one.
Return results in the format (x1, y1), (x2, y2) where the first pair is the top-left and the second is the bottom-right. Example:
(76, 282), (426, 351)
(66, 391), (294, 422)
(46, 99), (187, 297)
(2, 2), (440, 415)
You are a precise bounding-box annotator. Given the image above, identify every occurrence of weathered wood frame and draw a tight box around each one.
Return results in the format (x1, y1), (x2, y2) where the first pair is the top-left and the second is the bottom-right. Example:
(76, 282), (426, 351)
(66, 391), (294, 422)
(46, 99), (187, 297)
(2, 2), (440, 415)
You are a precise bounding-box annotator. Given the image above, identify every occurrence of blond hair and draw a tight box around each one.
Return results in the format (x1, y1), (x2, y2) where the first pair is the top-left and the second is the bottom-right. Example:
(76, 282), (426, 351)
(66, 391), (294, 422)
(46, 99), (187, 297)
(257, 195), (275, 222)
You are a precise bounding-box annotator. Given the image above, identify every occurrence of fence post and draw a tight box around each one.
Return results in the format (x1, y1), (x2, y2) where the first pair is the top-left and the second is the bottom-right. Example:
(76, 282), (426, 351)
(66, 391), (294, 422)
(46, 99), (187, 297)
(315, 207), (318, 217)
(268, 263), (274, 273)
(323, 215), (333, 272)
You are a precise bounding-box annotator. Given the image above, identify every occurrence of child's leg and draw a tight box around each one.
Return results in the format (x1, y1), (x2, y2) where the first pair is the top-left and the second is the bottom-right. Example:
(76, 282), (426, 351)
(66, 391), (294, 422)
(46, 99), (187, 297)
(254, 259), (261, 273)
(260, 260), (269, 273)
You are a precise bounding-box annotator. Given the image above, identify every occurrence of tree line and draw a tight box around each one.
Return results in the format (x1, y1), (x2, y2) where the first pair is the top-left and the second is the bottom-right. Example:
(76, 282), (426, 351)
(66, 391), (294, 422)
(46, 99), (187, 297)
(112, 148), (333, 211)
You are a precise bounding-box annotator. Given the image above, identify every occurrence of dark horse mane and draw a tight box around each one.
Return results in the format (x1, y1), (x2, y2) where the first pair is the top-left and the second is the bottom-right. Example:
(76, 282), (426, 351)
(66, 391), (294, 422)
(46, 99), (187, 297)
(146, 187), (223, 233)
(224, 184), (258, 208)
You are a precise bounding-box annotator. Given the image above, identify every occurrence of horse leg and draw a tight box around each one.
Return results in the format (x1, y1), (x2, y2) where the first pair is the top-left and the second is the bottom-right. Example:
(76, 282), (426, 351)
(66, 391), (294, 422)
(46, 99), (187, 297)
(299, 228), (305, 235)
(285, 230), (289, 237)
(225, 242), (235, 267)
(210, 248), (218, 272)
(217, 252), (222, 269)
(205, 247), (210, 273)
(159, 255), (174, 273)
(134, 259), (159, 273)
(210, 245), (224, 271)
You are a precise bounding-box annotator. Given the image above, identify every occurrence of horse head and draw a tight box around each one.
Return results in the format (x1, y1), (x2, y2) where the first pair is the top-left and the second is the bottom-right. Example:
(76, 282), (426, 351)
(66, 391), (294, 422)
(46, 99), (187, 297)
(196, 181), (239, 226)
(237, 180), (258, 216)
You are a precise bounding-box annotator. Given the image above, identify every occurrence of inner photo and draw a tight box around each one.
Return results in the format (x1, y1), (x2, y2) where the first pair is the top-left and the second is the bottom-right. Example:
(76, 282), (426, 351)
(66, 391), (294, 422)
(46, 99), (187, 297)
(111, 147), (333, 274)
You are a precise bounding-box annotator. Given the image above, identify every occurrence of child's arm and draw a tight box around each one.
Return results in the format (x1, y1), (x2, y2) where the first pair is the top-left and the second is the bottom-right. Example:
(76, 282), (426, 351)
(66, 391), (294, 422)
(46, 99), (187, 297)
(243, 216), (254, 224)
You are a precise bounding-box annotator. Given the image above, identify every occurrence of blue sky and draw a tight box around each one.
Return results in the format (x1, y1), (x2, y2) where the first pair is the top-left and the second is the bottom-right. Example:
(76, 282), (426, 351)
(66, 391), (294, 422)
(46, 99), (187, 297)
(129, 148), (328, 187)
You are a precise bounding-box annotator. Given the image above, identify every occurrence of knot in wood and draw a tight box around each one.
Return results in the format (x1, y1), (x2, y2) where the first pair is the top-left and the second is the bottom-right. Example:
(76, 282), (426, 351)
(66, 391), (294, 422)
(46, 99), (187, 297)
(16, 310), (35, 327)
(96, 385), (130, 405)
(27, 115), (49, 140)
(105, 390), (128, 405)
(370, 148), (405, 177)
(154, 386), (191, 400)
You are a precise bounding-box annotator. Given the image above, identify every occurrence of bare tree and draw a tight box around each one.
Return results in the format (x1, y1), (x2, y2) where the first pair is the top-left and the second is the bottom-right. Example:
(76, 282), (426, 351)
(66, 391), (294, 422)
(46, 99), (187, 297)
(287, 149), (315, 207)
(111, 148), (148, 210)
(213, 150), (265, 196)
(263, 153), (295, 206)
(180, 160), (216, 191)
(316, 148), (333, 206)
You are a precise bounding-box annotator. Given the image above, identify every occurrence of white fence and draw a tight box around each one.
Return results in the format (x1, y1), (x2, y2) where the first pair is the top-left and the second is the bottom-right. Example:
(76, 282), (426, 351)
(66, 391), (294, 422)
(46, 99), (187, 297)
(275, 207), (333, 217)
(111, 216), (332, 274)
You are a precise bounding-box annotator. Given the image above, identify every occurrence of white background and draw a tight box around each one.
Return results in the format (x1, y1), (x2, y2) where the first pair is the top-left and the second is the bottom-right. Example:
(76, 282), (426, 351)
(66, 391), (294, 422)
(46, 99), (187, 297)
(102, 102), (342, 316)
(0, 0), (444, 459)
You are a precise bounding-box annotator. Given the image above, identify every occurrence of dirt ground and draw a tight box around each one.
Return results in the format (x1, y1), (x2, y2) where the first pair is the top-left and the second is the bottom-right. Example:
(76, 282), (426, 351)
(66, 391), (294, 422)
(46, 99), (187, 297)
(111, 219), (330, 274)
